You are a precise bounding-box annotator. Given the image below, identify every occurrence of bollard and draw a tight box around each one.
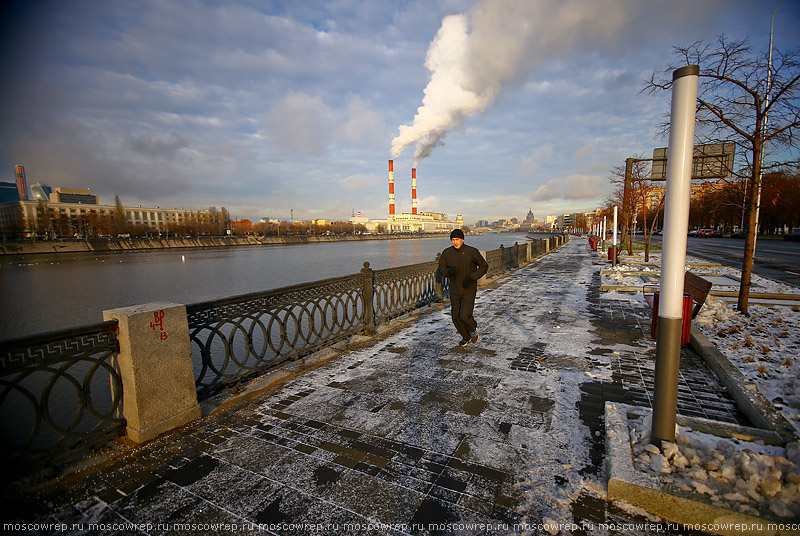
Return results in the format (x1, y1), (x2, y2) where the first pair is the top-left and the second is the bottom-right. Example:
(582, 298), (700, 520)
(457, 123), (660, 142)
(103, 302), (201, 443)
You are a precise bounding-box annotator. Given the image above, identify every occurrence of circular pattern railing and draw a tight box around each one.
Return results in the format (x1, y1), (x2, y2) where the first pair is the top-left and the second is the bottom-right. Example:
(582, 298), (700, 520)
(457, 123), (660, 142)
(373, 261), (439, 325)
(187, 274), (365, 401)
(0, 321), (124, 475)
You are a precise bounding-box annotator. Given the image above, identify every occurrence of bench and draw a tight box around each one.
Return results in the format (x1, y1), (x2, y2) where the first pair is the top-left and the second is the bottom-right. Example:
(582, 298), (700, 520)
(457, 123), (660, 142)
(643, 271), (712, 343)
(643, 271), (712, 318)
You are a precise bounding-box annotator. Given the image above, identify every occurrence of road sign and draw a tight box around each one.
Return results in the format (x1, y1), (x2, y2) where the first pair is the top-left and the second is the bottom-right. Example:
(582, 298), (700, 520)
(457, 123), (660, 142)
(650, 142), (735, 180)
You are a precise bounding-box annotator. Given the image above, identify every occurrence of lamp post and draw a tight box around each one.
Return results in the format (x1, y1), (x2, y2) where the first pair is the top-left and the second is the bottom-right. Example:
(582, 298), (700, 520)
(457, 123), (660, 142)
(753, 0), (784, 251)
(651, 65), (700, 447)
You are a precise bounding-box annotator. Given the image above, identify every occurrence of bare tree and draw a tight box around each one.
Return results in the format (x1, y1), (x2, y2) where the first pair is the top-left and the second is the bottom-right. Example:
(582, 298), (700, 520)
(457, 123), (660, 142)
(608, 157), (651, 255)
(645, 35), (800, 314)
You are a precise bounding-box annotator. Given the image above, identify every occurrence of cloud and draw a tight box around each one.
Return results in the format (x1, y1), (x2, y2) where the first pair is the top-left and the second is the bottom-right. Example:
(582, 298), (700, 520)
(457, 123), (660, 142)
(572, 142), (597, 160)
(418, 195), (440, 212)
(262, 92), (336, 156)
(127, 133), (188, 159)
(517, 144), (554, 176)
(342, 95), (386, 147)
(338, 173), (373, 190)
(531, 174), (608, 201)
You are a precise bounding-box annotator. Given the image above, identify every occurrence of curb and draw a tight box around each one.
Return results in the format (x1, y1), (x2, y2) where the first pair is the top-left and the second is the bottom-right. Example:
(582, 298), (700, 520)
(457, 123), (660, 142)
(605, 402), (800, 536)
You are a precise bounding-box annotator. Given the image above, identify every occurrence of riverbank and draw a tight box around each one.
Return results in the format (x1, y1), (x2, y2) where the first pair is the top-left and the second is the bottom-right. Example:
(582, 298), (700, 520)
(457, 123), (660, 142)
(0, 232), (457, 256)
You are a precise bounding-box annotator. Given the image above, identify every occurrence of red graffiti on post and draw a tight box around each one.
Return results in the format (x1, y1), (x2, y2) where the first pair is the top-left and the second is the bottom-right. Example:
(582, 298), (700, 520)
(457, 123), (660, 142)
(150, 310), (168, 340)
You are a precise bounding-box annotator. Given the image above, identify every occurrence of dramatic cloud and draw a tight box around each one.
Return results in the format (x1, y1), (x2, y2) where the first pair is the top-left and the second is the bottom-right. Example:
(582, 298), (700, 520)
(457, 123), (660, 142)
(1, 0), (796, 223)
(391, 0), (633, 165)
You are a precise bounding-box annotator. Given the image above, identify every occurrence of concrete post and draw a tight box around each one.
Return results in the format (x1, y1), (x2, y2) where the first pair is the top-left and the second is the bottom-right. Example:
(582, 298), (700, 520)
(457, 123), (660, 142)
(478, 251), (488, 286)
(103, 302), (201, 443)
(361, 262), (375, 333)
(651, 65), (699, 447)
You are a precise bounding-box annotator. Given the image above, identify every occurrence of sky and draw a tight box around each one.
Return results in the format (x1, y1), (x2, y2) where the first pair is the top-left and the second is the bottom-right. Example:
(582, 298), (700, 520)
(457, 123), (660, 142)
(1, 0), (799, 225)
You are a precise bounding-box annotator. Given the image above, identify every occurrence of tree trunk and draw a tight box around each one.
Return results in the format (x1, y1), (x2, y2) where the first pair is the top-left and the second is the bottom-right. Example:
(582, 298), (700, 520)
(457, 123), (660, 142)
(737, 145), (761, 315)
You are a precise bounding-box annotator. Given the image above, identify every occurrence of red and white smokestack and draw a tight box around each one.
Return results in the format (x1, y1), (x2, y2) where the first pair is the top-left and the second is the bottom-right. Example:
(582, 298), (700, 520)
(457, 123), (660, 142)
(411, 168), (417, 215)
(388, 160), (395, 216)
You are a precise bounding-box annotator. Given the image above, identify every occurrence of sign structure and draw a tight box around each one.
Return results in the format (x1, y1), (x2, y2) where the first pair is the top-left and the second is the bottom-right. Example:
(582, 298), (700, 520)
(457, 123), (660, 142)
(650, 142), (736, 180)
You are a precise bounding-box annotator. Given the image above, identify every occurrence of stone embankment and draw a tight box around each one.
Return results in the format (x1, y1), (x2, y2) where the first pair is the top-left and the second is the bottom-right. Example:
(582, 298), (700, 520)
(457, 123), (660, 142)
(0, 233), (452, 256)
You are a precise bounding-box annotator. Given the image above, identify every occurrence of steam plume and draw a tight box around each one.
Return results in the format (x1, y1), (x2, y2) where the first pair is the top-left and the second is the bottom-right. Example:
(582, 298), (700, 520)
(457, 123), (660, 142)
(391, 0), (631, 165)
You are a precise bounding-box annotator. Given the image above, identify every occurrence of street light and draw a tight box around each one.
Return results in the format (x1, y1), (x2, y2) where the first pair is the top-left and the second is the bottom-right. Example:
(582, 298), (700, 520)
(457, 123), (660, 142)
(753, 0), (784, 249)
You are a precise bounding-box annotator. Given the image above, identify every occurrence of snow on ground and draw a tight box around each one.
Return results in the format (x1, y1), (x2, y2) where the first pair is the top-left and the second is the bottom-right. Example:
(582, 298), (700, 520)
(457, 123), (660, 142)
(473, 251), (602, 529)
(628, 411), (800, 520)
(600, 248), (800, 522)
(607, 251), (800, 436)
(694, 295), (800, 437)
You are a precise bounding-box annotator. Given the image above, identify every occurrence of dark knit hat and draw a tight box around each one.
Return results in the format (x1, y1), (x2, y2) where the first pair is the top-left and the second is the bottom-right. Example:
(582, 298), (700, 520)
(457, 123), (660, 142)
(450, 229), (465, 240)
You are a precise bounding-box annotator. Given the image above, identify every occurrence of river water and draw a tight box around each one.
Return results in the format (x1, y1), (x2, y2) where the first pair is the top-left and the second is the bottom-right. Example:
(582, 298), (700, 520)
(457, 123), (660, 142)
(0, 233), (537, 340)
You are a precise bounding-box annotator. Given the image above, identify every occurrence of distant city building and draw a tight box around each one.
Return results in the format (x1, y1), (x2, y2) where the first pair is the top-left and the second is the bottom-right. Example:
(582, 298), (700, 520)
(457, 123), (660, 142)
(348, 212), (369, 225)
(0, 181), (19, 203)
(231, 219), (253, 234)
(31, 182), (52, 201)
(15, 165), (28, 201)
(476, 220), (489, 228)
(50, 187), (98, 205)
(0, 199), (222, 237)
(525, 209), (535, 224)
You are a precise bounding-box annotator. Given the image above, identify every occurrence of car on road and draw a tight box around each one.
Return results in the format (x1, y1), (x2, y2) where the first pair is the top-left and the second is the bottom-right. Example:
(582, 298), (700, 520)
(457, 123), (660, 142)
(730, 230), (745, 238)
(699, 229), (722, 237)
(784, 228), (800, 241)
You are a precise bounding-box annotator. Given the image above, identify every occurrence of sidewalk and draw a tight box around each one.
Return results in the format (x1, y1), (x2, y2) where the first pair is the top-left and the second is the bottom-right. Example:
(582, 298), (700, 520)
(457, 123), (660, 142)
(5, 239), (749, 535)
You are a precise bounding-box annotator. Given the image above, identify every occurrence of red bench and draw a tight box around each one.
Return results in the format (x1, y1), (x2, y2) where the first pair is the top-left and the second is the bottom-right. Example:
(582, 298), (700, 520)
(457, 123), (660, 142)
(643, 272), (712, 343)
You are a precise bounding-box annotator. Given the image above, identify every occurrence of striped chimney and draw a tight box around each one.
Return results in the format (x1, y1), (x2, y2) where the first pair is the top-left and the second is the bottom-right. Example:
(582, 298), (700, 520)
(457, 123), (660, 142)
(388, 160), (395, 215)
(411, 168), (417, 215)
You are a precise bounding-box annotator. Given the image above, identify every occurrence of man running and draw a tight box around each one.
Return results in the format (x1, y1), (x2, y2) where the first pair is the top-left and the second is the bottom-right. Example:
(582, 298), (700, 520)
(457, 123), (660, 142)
(438, 229), (488, 346)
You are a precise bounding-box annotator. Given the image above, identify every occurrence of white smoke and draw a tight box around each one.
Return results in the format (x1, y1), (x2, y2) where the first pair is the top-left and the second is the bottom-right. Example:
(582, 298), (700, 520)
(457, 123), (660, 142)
(391, 0), (634, 165)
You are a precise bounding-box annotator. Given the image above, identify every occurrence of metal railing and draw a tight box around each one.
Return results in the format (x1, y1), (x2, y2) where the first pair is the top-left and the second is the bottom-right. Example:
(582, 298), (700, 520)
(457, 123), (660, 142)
(372, 260), (443, 325)
(186, 273), (366, 401)
(0, 320), (124, 477)
(185, 238), (567, 400)
(0, 235), (568, 472)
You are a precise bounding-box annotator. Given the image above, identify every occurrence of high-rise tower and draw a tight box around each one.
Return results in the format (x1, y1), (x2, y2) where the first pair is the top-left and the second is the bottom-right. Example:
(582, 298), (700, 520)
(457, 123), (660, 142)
(14, 165), (28, 201)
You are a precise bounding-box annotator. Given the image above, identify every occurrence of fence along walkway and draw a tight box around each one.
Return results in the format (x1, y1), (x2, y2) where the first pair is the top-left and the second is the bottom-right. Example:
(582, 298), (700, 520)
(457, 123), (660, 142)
(0, 235), (567, 478)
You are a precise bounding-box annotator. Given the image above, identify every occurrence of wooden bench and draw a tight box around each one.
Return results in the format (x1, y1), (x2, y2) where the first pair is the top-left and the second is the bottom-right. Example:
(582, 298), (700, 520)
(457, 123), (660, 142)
(643, 272), (712, 343)
(643, 271), (712, 318)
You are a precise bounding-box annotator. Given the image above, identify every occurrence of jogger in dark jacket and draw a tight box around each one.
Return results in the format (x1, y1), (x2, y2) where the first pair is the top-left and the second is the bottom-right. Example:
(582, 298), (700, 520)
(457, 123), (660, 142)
(438, 229), (488, 346)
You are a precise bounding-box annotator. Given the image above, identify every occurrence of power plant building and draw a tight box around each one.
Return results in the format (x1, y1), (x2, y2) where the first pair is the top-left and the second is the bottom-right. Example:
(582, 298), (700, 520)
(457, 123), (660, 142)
(372, 160), (460, 233)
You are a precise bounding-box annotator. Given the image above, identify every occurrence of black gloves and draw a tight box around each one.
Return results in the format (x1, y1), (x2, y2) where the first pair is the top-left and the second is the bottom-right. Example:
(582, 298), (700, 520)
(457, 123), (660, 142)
(462, 275), (473, 288)
(447, 266), (456, 276)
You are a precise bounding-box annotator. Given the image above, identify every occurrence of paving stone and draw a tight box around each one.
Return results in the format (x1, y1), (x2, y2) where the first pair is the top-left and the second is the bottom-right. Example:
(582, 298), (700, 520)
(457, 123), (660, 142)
(6, 240), (748, 536)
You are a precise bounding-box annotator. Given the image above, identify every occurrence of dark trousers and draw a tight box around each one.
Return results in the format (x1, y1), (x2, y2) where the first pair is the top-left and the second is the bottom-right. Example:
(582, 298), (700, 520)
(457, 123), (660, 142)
(450, 292), (477, 340)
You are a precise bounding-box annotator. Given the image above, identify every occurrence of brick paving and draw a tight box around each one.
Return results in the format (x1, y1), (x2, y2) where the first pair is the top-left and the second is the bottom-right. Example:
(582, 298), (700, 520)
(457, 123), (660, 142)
(3, 238), (749, 535)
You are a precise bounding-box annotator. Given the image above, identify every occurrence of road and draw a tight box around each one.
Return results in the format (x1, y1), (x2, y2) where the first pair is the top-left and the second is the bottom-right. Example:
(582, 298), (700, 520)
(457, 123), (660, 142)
(641, 235), (800, 288)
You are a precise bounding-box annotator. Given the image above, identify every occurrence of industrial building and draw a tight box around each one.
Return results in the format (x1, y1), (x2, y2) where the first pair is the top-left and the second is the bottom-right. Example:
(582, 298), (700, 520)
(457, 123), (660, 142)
(363, 160), (461, 234)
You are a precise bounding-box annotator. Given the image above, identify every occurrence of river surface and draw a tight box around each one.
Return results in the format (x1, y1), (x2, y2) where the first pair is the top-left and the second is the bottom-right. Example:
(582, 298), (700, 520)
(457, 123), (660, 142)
(0, 233), (538, 340)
